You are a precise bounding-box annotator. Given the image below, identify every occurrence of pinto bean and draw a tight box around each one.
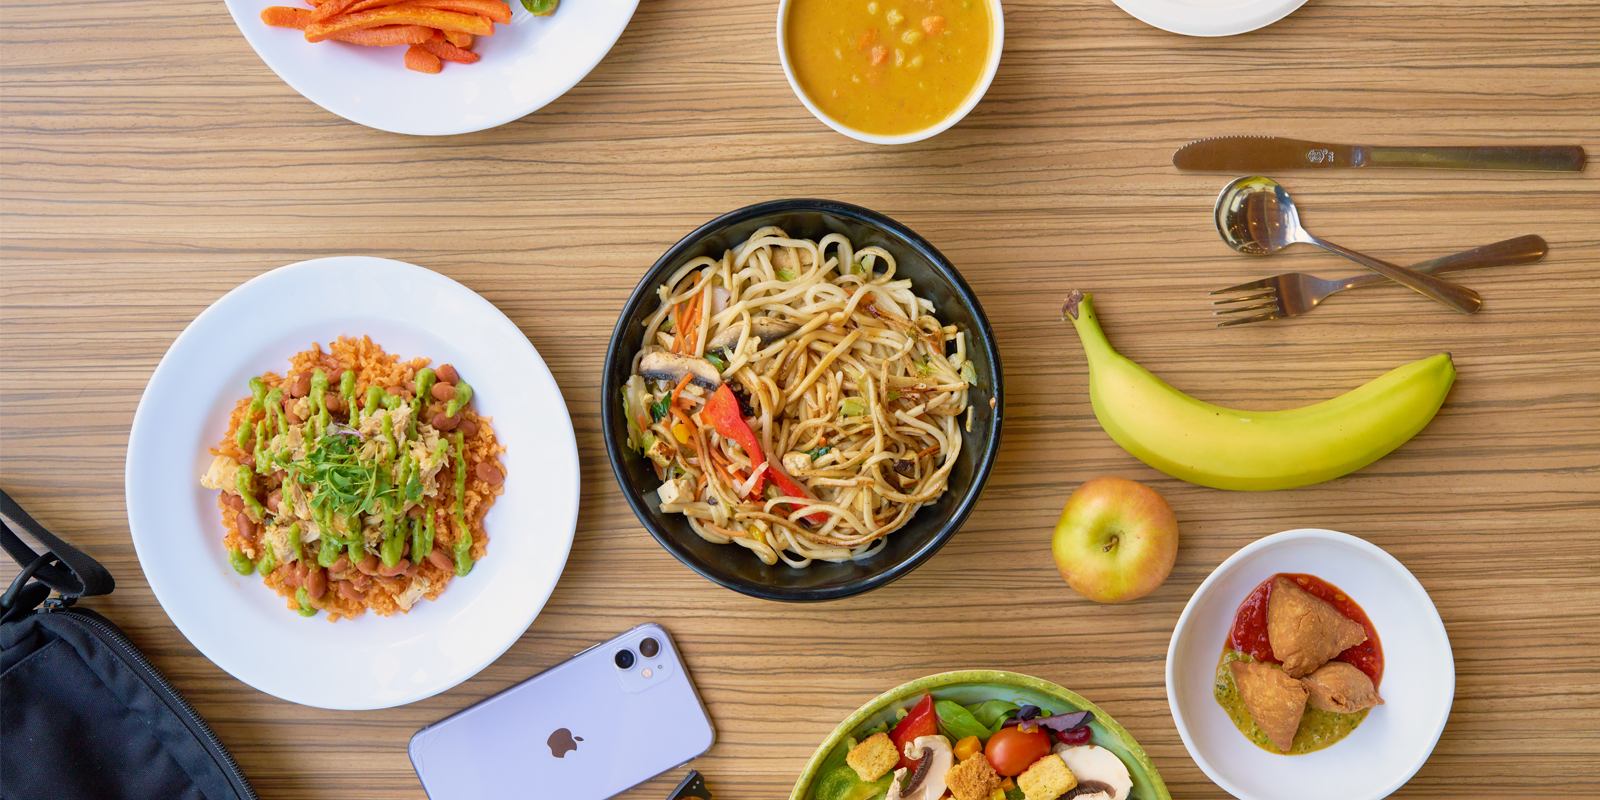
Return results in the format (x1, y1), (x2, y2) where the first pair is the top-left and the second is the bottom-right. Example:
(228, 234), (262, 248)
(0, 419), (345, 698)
(457, 418), (478, 438)
(303, 566), (327, 600)
(275, 564), (299, 588)
(431, 382), (457, 401)
(404, 561), (421, 579)
(356, 554), (381, 575)
(327, 368), (346, 383)
(221, 493), (245, 511)
(325, 394), (346, 413)
(428, 549), (454, 572)
(330, 555), (350, 574)
(474, 462), (504, 485)
(290, 372), (312, 398)
(435, 363), (459, 385)
(266, 490), (282, 514)
(350, 573), (372, 591)
(236, 512), (258, 541)
(378, 559), (410, 578)
(431, 411), (460, 431)
(337, 580), (365, 603)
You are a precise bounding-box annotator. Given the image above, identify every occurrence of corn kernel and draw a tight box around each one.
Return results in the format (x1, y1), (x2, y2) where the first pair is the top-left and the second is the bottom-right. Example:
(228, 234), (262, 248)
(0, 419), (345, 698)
(902, 29), (922, 44)
(894, 48), (904, 65)
(885, 8), (904, 24)
(867, 1), (878, 12)
(910, 54), (924, 67)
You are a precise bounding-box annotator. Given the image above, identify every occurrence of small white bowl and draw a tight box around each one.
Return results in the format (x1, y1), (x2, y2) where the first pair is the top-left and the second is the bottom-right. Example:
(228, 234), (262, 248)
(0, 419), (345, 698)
(1166, 529), (1454, 800)
(775, 0), (1004, 145)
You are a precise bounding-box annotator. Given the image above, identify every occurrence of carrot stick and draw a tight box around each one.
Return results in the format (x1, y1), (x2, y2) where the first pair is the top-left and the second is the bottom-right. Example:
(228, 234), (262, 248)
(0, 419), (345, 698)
(419, 37), (478, 63)
(443, 30), (473, 48)
(670, 301), (686, 354)
(670, 373), (694, 412)
(261, 6), (313, 28)
(311, 0), (364, 22)
(338, 0), (412, 17)
(336, 24), (432, 45)
(305, 7), (492, 42)
(391, 0), (511, 24)
(404, 44), (443, 72)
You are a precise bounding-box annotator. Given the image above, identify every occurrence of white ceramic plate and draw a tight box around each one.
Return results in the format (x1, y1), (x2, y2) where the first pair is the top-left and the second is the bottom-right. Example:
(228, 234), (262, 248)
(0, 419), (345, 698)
(126, 257), (580, 709)
(1166, 529), (1454, 800)
(222, 0), (639, 134)
(1108, 0), (1305, 37)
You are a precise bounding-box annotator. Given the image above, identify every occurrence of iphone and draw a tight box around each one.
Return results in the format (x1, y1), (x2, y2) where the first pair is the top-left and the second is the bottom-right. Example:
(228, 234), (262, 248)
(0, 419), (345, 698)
(409, 623), (715, 799)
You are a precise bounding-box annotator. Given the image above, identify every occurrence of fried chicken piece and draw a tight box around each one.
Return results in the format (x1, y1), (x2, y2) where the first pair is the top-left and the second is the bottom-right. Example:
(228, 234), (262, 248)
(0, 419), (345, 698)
(1302, 661), (1385, 714)
(1267, 577), (1367, 678)
(1229, 660), (1308, 753)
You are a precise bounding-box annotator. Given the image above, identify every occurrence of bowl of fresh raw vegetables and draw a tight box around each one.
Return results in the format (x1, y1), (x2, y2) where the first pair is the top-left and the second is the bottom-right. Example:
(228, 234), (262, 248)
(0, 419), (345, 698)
(791, 670), (1168, 800)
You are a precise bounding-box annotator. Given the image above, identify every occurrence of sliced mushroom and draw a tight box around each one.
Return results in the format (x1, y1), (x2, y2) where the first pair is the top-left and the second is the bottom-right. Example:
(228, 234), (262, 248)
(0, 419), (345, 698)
(707, 317), (798, 354)
(1052, 745), (1132, 800)
(638, 350), (722, 389)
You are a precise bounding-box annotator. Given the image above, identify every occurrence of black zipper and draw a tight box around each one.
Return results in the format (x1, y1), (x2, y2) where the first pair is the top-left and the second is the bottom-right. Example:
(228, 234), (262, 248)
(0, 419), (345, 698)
(41, 603), (259, 800)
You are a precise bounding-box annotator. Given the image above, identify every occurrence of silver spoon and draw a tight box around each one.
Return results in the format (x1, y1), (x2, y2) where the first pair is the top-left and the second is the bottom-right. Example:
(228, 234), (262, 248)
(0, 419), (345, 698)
(1214, 176), (1482, 314)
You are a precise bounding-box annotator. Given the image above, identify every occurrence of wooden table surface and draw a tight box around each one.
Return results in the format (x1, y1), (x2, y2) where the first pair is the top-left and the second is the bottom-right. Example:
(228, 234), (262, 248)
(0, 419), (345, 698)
(3, 0), (1598, 796)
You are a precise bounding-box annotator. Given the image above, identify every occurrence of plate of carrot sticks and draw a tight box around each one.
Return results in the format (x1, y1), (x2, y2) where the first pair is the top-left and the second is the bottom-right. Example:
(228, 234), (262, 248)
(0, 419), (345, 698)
(225, 0), (638, 134)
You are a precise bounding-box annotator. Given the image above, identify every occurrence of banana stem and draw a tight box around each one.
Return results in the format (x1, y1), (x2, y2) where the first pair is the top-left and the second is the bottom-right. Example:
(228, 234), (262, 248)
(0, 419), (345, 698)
(1062, 290), (1113, 360)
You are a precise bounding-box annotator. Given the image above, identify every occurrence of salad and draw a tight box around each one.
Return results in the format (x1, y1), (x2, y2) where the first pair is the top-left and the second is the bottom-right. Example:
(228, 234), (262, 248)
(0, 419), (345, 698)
(814, 694), (1135, 800)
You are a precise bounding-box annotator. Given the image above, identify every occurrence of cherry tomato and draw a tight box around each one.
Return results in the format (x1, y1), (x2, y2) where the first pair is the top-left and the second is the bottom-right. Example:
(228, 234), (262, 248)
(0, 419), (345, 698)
(1056, 725), (1092, 747)
(984, 726), (1053, 776)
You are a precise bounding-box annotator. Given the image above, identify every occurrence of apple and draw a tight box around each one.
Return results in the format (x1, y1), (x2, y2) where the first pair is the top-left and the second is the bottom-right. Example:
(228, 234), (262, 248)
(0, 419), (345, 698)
(1052, 477), (1178, 603)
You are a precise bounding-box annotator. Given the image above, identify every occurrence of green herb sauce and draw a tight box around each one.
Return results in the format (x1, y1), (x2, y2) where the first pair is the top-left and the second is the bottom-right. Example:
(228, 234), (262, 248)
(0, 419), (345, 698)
(1214, 647), (1368, 755)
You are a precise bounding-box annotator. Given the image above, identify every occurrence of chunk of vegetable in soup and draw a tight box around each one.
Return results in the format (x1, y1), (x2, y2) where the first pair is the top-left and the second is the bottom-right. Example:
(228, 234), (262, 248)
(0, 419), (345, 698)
(786, 0), (991, 136)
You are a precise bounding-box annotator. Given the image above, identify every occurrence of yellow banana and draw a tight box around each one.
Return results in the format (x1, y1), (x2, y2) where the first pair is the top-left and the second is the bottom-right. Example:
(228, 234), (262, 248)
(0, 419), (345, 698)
(1062, 291), (1455, 491)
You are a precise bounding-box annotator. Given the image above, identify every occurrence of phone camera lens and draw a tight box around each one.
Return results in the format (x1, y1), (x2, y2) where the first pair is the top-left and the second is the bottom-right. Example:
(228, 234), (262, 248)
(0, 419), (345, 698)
(638, 637), (660, 658)
(614, 649), (635, 669)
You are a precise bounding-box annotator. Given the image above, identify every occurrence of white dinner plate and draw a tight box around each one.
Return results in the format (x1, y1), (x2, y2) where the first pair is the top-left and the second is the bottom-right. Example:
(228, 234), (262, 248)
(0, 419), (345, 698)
(126, 257), (580, 709)
(222, 0), (639, 135)
(1108, 0), (1306, 37)
(1166, 529), (1454, 800)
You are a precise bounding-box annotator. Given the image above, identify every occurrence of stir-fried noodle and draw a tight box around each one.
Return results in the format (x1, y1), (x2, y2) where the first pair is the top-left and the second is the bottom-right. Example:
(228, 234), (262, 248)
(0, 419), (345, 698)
(624, 227), (975, 568)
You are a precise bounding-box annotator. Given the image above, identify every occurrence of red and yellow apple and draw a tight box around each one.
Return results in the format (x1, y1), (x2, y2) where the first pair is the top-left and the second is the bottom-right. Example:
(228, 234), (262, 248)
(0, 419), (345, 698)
(1052, 477), (1178, 603)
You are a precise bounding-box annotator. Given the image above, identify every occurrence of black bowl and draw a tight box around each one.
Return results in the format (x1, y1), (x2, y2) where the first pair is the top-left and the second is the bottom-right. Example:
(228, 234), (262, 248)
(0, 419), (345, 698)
(601, 199), (1003, 601)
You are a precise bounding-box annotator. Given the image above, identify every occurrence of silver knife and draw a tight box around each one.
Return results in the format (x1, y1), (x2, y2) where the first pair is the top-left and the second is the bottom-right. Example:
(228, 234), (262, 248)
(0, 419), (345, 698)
(1174, 136), (1587, 172)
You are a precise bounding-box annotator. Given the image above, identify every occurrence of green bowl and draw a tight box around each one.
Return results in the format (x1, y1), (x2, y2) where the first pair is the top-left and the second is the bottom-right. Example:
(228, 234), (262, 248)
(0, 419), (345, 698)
(790, 670), (1170, 800)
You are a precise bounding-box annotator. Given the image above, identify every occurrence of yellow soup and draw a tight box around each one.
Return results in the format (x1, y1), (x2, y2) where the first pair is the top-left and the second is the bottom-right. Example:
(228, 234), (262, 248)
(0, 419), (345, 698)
(786, 0), (992, 137)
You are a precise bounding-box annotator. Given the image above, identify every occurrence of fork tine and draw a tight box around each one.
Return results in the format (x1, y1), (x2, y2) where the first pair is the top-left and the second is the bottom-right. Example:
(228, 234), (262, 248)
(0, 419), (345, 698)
(1213, 300), (1280, 316)
(1210, 277), (1275, 295)
(1211, 290), (1276, 306)
(1217, 310), (1285, 328)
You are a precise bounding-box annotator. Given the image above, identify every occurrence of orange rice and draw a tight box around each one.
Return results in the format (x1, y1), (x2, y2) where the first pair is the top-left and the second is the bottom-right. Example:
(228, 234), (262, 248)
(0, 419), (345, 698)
(207, 336), (505, 622)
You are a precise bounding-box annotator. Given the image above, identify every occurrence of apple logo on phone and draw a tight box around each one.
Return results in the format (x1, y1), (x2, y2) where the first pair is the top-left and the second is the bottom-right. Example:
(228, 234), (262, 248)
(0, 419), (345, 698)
(547, 728), (583, 758)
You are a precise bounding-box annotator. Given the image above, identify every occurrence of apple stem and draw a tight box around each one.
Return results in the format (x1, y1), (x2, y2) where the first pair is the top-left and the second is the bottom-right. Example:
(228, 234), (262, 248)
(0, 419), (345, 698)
(1102, 535), (1118, 553)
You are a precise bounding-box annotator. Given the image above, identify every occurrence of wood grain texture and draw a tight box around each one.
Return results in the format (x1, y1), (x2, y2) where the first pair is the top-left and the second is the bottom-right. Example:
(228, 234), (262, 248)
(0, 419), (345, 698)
(2, 0), (1598, 796)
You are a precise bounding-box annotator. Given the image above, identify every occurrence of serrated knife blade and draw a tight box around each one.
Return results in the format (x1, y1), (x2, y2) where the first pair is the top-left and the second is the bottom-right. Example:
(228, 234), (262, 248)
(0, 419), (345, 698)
(1173, 136), (1587, 172)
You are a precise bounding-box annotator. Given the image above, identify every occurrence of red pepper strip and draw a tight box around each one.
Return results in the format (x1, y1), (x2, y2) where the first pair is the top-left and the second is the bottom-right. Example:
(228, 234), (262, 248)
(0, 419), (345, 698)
(703, 385), (766, 493)
(890, 694), (938, 770)
(703, 385), (829, 523)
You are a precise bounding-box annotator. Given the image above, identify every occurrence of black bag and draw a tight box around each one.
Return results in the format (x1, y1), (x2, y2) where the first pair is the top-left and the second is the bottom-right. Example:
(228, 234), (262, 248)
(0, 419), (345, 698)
(1, 489), (257, 800)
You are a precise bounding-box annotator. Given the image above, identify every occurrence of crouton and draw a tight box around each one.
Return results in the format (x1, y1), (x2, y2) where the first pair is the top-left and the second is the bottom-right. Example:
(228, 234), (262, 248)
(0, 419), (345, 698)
(846, 732), (898, 782)
(1016, 754), (1077, 800)
(946, 752), (1003, 800)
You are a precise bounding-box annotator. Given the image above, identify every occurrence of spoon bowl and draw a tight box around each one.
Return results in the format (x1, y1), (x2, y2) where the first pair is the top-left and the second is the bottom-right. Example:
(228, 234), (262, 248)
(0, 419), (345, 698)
(1214, 176), (1482, 314)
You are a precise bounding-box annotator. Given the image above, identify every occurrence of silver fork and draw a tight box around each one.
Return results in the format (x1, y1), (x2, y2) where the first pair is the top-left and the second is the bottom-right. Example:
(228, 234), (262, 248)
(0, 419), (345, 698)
(1211, 234), (1547, 327)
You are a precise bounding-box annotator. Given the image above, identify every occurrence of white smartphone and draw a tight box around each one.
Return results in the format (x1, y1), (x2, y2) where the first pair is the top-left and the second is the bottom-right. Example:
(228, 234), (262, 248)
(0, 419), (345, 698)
(409, 623), (715, 799)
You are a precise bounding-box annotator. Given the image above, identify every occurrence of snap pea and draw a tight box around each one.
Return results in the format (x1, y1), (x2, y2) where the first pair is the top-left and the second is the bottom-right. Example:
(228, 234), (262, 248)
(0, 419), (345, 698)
(234, 469), (265, 520)
(412, 368), (436, 437)
(413, 511), (435, 565)
(310, 369), (329, 434)
(363, 385), (385, 416)
(227, 548), (254, 575)
(255, 542), (276, 576)
(286, 522), (302, 563)
(445, 380), (474, 418)
(317, 538), (340, 567)
(380, 505), (403, 567)
(294, 587), (317, 617)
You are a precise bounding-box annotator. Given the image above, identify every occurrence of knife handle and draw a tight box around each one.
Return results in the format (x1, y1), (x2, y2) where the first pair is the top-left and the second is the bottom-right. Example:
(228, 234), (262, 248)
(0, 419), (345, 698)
(1342, 234), (1548, 291)
(1358, 145), (1587, 172)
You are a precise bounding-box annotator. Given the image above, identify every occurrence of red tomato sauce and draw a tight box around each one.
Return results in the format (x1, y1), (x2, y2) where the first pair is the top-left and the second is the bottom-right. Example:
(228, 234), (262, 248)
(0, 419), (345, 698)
(1227, 573), (1384, 686)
